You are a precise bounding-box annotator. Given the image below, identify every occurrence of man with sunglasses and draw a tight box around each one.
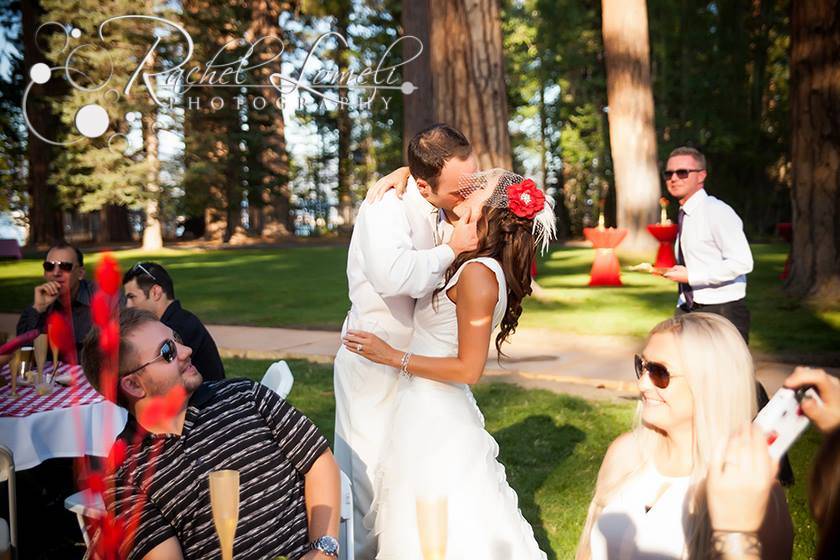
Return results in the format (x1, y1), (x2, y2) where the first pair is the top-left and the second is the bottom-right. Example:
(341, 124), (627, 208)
(661, 146), (754, 343)
(122, 261), (225, 381)
(81, 308), (341, 560)
(16, 241), (94, 358)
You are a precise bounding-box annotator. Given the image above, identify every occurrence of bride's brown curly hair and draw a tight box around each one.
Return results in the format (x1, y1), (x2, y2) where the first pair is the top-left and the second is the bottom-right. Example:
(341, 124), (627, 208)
(436, 206), (536, 357)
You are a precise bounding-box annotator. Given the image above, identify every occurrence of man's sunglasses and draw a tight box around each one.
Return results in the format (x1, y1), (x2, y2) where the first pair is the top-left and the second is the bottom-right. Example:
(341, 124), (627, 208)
(634, 353), (683, 389)
(131, 262), (158, 282)
(43, 260), (75, 272)
(121, 334), (181, 377)
(662, 168), (703, 180)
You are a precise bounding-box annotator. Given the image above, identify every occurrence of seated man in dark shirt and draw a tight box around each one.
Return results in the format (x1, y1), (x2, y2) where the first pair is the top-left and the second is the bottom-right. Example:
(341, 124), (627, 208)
(17, 240), (94, 359)
(122, 262), (225, 381)
(81, 308), (341, 560)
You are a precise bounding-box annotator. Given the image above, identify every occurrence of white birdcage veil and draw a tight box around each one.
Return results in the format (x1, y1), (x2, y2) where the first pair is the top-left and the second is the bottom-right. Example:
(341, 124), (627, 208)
(457, 168), (557, 254)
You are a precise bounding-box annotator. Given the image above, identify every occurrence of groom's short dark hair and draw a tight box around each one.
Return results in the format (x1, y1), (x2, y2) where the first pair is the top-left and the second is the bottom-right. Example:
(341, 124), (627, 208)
(407, 124), (472, 192)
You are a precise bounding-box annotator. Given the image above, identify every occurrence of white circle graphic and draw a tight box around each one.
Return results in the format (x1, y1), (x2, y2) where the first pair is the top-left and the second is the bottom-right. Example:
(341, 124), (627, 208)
(401, 81), (417, 95)
(71, 28), (82, 39)
(30, 63), (51, 84)
(75, 104), (109, 138)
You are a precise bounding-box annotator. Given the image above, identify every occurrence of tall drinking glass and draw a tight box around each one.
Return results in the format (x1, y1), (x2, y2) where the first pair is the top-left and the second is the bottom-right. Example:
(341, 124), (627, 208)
(209, 470), (239, 560)
(416, 496), (448, 560)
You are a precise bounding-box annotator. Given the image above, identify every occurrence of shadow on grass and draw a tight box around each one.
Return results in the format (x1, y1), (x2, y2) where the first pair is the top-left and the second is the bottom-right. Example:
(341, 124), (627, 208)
(493, 415), (586, 560)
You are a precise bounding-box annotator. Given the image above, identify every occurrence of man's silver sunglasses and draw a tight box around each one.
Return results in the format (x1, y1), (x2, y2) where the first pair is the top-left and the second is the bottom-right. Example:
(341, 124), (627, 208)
(132, 262), (158, 282)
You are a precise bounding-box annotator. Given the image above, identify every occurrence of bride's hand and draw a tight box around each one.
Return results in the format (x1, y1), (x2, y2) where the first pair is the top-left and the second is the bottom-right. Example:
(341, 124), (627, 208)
(343, 330), (401, 367)
(365, 166), (411, 203)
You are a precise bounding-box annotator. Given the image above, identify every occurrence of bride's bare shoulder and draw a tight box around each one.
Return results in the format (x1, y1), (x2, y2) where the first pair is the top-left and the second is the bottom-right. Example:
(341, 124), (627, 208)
(456, 261), (499, 299)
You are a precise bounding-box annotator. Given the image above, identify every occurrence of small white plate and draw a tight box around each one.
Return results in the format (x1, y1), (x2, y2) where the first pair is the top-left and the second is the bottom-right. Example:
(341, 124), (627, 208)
(54, 372), (74, 386)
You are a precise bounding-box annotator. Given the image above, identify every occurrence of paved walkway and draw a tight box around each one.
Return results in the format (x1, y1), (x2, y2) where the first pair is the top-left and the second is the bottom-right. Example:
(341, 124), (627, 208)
(3, 313), (835, 401)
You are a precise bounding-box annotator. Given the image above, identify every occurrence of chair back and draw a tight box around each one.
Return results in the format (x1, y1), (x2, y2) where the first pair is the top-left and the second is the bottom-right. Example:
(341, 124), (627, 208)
(260, 361), (294, 399)
(0, 445), (16, 557)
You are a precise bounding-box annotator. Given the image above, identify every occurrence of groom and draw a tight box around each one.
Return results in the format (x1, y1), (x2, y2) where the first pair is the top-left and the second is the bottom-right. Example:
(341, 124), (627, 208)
(334, 123), (479, 558)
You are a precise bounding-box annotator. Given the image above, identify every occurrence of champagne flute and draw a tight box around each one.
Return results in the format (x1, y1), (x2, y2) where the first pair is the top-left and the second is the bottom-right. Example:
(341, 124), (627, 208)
(209, 470), (240, 560)
(416, 496), (448, 560)
(48, 327), (60, 383)
(8, 349), (21, 398)
(34, 334), (50, 388)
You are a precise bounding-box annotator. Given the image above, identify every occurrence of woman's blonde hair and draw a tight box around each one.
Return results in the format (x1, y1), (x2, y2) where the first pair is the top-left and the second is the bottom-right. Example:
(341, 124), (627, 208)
(576, 313), (756, 560)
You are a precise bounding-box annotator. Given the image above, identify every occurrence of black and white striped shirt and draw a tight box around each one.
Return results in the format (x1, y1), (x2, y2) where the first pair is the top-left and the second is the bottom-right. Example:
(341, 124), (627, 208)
(102, 379), (330, 560)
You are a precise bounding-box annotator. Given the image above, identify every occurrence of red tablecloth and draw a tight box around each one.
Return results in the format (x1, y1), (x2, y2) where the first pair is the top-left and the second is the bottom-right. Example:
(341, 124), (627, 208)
(646, 223), (679, 269)
(777, 222), (792, 280)
(1, 363), (103, 417)
(583, 227), (627, 286)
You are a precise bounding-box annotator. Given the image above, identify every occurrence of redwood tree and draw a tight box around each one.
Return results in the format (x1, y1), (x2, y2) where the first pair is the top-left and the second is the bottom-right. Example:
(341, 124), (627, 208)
(786, 0), (840, 301)
(601, 0), (659, 254)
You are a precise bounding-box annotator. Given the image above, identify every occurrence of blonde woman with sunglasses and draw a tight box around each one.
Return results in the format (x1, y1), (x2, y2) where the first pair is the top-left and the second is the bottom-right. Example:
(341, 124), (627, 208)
(577, 313), (793, 560)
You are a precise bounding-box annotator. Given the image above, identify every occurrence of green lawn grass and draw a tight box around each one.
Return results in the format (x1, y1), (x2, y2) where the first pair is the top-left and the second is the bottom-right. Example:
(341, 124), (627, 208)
(227, 357), (821, 559)
(1, 243), (837, 354)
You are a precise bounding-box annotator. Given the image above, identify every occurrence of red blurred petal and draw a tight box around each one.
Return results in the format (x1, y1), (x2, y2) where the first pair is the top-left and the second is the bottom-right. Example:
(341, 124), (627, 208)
(86, 473), (106, 495)
(92, 292), (111, 327)
(99, 321), (120, 354)
(164, 385), (187, 417)
(97, 254), (121, 296)
(46, 312), (75, 358)
(107, 439), (128, 471)
(138, 398), (166, 427)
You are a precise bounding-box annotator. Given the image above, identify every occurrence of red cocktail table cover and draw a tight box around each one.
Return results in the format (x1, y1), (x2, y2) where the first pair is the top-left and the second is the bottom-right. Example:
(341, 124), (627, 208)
(646, 223), (678, 269)
(583, 227), (627, 286)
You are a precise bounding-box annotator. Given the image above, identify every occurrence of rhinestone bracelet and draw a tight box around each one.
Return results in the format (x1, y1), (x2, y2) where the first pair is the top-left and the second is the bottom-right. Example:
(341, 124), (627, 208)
(399, 352), (412, 378)
(711, 530), (761, 559)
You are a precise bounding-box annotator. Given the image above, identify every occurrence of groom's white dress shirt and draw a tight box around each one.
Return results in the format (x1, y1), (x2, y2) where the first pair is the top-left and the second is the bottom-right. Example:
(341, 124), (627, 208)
(334, 178), (454, 558)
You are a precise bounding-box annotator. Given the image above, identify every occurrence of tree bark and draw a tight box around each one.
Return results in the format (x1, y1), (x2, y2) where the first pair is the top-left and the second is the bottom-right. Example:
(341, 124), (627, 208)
(601, 0), (660, 254)
(402, 0), (435, 154)
(22, 0), (63, 245)
(246, 0), (293, 239)
(426, 0), (512, 169)
(140, 42), (163, 252)
(335, 5), (354, 232)
(785, 0), (840, 301)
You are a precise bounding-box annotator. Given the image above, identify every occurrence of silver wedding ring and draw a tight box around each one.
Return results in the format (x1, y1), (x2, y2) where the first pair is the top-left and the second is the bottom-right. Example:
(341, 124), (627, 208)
(357, 344), (363, 352)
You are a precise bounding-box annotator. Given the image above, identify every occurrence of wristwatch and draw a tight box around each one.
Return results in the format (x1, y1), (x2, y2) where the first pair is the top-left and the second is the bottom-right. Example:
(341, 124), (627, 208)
(311, 535), (339, 557)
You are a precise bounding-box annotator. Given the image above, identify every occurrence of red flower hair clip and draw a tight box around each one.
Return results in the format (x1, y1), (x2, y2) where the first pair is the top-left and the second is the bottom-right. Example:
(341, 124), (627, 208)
(507, 178), (546, 220)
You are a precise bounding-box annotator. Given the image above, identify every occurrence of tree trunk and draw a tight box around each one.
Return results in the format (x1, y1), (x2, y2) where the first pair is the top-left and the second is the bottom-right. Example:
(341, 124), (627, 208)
(246, 0), (292, 240)
(785, 0), (840, 302)
(427, 0), (512, 169)
(402, 0), (435, 154)
(335, 6), (354, 232)
(601, 0), (659, 254)
(22, 0), (63, 245)
(140, 49), (163, 252)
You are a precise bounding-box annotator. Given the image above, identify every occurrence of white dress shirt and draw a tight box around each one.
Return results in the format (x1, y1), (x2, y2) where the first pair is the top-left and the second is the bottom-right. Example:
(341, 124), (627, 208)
(676, 188), (753, 306)
(334, 177), (454, 558)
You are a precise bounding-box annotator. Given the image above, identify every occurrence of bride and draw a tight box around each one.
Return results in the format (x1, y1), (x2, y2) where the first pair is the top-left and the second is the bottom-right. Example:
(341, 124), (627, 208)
(343, 169), (554, 560)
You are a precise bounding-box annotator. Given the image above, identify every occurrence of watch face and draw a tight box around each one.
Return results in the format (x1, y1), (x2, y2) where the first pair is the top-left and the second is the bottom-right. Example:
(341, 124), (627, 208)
(314, 536), (339, 555)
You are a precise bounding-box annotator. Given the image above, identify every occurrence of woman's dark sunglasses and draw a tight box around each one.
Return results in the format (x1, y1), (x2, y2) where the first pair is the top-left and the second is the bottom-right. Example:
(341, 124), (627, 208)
(43, 260), (75, 272)
(662, 168), (702, 180)
(121, 337), (179, 377)
(634, 354), (681, 389)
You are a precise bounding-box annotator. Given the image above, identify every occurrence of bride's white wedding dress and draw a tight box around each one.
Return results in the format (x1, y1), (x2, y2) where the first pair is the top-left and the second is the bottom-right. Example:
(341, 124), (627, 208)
(365, 257), (547, 560)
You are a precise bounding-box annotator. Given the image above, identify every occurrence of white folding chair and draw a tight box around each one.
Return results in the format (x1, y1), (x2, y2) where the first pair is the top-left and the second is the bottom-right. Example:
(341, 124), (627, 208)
(64, 489), (105, 548)
(339, 470), (354, 560)
(0, 445), (16, 559)
(260, 360), (295, 399)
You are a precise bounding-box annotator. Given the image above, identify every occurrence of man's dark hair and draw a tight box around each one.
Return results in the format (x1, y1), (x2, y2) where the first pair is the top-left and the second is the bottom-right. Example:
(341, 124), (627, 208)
(48, 240), (84, 268)
(407, 123), (472, 192)
(81, 307), (159, 409)
(122, 262), (175, 299)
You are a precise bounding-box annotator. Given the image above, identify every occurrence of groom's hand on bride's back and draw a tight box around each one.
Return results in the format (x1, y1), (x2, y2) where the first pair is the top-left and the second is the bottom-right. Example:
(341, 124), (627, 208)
(448, 207), (479, 255)
(366, 166), (411, 202)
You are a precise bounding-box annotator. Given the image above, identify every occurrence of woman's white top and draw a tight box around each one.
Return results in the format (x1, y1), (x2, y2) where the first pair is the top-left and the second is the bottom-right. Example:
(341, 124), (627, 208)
(590, 463), (693, 559)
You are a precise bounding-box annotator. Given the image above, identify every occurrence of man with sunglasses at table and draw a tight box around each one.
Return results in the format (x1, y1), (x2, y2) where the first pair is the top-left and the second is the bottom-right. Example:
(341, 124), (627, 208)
(16, 240), (94, 358)
(81, 308), (342, 560)
(661, 146), (754, 343)
(122, 261), (225, 381)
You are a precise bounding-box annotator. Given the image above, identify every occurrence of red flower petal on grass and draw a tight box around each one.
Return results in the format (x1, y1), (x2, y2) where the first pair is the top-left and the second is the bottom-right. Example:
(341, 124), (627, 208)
(92, 292), (111, 327)
(97, 254), (121, 296)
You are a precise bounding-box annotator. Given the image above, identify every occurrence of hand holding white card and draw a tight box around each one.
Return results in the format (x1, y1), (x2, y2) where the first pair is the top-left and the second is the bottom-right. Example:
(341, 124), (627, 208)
(754, 386), (823, 460)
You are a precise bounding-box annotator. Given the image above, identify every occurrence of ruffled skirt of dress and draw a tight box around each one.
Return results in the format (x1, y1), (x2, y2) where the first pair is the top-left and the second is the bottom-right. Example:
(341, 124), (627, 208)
(364, 377), (548, 560)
